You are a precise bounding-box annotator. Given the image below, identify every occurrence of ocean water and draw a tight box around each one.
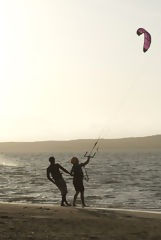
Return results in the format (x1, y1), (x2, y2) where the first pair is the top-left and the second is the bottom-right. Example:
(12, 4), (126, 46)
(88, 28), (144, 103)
(0, 151), (161, 211)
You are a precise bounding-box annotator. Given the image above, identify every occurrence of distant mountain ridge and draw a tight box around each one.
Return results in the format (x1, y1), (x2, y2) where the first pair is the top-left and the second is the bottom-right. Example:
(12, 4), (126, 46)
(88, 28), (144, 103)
(1, 135), (161, 152)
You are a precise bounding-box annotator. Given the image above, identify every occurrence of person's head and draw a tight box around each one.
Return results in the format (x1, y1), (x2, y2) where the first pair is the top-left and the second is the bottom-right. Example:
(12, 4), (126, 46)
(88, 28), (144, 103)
(49, 156), (55, 164)
(71, 157), (79, 165)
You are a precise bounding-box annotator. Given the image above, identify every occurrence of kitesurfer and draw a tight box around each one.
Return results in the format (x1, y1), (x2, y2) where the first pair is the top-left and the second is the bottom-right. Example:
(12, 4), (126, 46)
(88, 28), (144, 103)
(70, 156), (91, 207)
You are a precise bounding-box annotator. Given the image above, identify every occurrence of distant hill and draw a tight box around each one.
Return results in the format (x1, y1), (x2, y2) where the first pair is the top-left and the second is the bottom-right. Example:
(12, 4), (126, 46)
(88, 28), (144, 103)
(1, 135), (161, 152)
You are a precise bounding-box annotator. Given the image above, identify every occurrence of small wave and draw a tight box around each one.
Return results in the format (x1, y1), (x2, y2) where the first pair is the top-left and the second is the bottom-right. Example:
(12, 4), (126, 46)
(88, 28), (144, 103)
(0, 155), (19, 167)
(104, 180), (120, 184)
(86, 195), (102, 200)
(0, 161), (18, 167)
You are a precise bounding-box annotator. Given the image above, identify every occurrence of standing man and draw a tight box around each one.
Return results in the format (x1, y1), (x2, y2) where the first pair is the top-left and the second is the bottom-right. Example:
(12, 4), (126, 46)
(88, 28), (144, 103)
(47, 156), (71, 206)
(70, 156), (91, 207)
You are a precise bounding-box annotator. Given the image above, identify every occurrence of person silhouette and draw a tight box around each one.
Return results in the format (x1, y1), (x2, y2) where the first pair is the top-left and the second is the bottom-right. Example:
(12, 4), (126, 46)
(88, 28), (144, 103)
(70, 156), (91, 207)
(47, 156), (71, 206)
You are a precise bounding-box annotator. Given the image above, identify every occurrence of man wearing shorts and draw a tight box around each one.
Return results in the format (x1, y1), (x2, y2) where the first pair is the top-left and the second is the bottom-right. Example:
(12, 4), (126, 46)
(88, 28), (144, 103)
(47, 156), (71, 206)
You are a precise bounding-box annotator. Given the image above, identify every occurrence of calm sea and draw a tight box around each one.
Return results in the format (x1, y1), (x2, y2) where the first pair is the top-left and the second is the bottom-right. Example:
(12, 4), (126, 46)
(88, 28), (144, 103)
(0, 151), (161, 211)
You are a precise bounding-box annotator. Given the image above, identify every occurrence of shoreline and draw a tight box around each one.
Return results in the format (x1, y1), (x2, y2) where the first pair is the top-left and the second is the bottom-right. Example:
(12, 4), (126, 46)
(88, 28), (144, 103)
(2, 201), (161, 214)
(1, 201), (161, 214)
(1, 203), (161, 239)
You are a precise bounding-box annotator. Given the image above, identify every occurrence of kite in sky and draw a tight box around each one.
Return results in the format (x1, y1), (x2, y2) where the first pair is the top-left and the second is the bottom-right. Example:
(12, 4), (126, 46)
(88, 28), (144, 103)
(136, 28), (151, 52)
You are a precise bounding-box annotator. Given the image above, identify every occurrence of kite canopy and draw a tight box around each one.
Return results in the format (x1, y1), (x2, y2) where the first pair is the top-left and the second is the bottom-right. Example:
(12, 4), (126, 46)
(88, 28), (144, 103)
(136, 28), (151, 52)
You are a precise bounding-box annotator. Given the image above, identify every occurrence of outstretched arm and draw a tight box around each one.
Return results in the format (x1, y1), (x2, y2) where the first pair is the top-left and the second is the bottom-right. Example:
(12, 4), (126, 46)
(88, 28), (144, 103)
(81, 156), (91, 167)
(59, 165), (71, 175)
(47, 168), (55, 184)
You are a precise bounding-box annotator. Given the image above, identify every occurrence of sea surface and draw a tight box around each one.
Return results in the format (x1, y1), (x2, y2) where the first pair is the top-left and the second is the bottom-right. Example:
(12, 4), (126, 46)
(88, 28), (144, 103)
(0, 151), (161, 211)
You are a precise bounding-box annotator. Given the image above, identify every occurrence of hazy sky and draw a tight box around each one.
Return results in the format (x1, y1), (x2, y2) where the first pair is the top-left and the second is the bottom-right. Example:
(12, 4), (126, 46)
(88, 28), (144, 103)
(0, 0), (161, 141)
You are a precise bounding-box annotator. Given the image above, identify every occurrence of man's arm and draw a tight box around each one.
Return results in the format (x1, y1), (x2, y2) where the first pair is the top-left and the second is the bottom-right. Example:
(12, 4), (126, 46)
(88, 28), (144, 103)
(59, 165), (71, 175)
(47, 168), (55, 184)
(81, 156), (91, 167)
(70, 166), (74, 176)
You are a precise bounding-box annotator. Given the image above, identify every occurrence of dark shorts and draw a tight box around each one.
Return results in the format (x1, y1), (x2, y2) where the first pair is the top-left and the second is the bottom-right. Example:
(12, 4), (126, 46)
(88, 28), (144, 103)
(73, 178), (84, 192)
(55, 178), (67, 196)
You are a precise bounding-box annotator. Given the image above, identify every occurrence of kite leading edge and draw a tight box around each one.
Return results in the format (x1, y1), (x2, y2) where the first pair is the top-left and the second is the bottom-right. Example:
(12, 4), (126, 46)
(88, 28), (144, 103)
(136, 28), (151, 52)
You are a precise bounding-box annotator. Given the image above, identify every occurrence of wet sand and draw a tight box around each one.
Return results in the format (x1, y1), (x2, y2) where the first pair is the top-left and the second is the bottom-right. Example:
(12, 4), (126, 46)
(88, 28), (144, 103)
(0, 203), (161, 240)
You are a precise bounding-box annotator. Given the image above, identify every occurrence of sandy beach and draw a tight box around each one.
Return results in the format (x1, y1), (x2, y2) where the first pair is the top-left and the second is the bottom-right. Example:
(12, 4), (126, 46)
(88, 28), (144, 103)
(0, 203), (161, 240)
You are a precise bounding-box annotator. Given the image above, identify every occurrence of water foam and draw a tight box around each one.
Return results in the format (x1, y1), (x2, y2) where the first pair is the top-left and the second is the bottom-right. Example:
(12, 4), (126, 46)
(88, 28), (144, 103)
(0, 155), (18, 167)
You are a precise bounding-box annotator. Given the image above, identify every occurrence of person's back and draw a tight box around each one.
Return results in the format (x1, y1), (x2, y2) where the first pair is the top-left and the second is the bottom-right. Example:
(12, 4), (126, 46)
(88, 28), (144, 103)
(71, 163), (84, 181)
(47, 163), (63, 181)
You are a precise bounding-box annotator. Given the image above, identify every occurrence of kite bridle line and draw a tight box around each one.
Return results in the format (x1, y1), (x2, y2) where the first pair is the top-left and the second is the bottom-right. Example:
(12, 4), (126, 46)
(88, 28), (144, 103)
(81, 55), (144, 181)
